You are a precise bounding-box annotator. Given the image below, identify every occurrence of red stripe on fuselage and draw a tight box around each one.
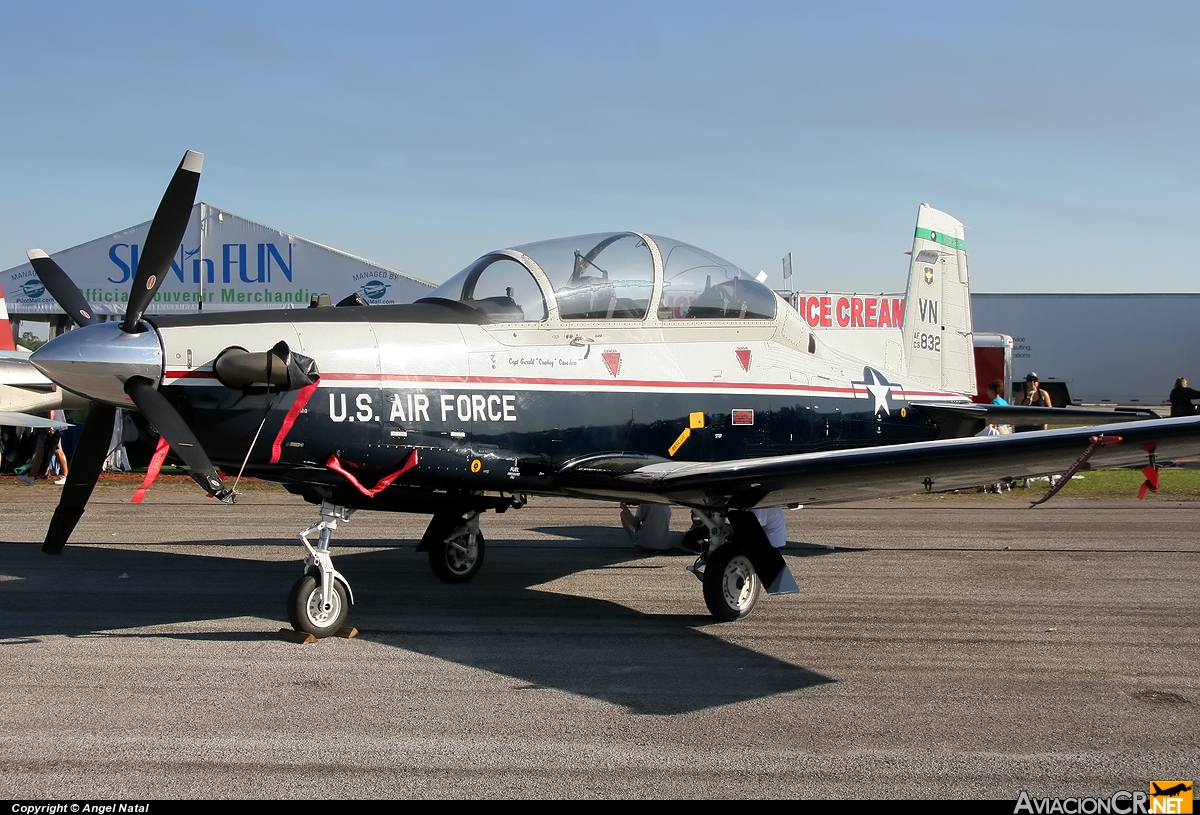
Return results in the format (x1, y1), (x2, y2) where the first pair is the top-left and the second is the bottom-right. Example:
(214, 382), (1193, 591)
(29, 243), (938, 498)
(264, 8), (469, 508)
(160, 369), (958, 400)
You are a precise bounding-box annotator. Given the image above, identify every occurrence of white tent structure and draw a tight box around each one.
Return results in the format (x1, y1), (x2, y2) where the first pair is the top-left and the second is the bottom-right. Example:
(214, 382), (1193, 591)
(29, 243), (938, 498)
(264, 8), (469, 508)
(2, 204), (432, 326)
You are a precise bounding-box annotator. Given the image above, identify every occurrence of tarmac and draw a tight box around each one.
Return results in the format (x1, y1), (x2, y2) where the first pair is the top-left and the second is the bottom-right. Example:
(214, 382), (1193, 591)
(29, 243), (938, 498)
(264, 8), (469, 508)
(0, 477), (1196, 799)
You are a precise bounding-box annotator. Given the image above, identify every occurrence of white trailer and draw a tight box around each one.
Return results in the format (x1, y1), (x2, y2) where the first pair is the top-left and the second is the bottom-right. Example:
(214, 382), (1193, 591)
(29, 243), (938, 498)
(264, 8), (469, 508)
(972, 294), (1200, 408)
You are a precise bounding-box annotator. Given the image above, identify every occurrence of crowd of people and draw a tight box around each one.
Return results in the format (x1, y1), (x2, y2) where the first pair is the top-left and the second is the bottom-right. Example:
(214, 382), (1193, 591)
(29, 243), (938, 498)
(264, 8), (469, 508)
(1, 408), (133, 483)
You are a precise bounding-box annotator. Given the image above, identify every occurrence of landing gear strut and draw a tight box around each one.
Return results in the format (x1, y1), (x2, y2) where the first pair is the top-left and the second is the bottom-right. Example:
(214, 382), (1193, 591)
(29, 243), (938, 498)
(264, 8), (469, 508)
(690, 509), (761, 621)
(688, 508), (798, 621)
(289, 501), (356, 637)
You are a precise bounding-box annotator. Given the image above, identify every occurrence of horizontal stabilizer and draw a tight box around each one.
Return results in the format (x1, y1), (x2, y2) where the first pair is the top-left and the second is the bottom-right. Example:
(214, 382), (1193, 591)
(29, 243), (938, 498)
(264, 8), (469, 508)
(913, 402), (1157, 438)
(0, 410), (71, 430)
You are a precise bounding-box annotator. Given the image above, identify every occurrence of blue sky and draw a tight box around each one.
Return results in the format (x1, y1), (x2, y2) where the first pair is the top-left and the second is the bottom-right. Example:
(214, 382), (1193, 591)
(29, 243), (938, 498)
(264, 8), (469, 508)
(1, 1), (1197, 293)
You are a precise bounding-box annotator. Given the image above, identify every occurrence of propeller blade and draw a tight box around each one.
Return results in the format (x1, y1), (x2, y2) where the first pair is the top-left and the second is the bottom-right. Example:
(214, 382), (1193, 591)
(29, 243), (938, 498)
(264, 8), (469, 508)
(123, 376), (233, 501)
(43, 403), (117, 554)
(27, 249), (97, 328)
(121, 150), (203, 333)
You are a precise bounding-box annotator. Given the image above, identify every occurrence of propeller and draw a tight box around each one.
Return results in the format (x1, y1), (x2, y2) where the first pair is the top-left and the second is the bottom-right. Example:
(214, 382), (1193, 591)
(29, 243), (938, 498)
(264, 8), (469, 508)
(43, 403), (116, 554)
(26, 250), (97, 328)
(30, 149), (234, 556)
(124, 376), (231, 499)
(122, 150), (202, 333)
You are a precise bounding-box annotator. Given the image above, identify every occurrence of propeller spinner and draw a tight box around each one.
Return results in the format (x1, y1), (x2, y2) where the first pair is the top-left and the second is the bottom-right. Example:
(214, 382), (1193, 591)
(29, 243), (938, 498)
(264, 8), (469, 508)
(28, 150), (234, 555)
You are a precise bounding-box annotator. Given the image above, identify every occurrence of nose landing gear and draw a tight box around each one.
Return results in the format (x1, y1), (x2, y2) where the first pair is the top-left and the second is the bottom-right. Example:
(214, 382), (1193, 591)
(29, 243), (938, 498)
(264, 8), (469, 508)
(289, 501), (356, 638)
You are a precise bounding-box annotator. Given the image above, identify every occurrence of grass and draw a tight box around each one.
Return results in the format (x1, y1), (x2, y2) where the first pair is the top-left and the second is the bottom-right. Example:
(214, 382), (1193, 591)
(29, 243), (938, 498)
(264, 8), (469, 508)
(1048, 467), (1200, 498)
(931, 467), (1200, 500)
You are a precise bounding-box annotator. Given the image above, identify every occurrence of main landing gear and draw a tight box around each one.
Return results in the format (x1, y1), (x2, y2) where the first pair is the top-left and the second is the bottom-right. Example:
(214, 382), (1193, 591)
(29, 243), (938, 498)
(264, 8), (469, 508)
(688, 509), (799, 622)
(289, 501), (356, 637)
(418, 511), (485, 584)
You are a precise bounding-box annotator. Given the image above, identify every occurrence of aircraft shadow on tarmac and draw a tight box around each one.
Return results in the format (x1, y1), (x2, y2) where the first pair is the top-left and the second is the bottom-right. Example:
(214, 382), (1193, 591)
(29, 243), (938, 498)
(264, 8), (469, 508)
(0, 536), (835, 715)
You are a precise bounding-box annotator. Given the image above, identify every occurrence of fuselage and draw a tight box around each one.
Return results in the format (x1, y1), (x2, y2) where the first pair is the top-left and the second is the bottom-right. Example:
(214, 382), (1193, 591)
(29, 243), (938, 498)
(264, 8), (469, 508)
(148, 302), (966, 504)
(33, 231), (971, 510)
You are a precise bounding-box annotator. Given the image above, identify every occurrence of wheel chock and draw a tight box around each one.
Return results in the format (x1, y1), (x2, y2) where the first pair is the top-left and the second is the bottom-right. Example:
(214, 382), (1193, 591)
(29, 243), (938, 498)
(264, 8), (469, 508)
(334, 626), (358, 639)
(276, 628), (318, 644)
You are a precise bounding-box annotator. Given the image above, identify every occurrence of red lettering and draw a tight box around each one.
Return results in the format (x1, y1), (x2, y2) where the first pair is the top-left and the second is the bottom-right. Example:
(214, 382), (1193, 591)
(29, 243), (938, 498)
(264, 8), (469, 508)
(836, 297), (850, 327)
(865, 298), (878, 327)
(806, 297), (820, 327)
(820, 296), (831, 327)
(878, 297), (890, 327)
(850, 297), (864, 327)
(892, 298), (904, 327)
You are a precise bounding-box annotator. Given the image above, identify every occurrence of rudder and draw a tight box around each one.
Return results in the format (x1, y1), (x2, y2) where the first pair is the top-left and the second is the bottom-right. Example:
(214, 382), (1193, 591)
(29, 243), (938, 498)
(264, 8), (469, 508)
(900, 204), (975, 395)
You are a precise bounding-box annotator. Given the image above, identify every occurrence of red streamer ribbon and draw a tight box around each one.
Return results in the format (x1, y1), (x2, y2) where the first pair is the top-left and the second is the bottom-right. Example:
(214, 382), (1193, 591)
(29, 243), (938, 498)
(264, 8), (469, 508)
(326, 449), (419, 498)
(131, 435), (171, 504)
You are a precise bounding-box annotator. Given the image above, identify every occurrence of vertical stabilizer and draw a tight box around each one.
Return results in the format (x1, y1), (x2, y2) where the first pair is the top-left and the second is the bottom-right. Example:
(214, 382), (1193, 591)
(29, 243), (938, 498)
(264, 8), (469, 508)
(0, 283), (15, 352)
(900, 204), (975, 394)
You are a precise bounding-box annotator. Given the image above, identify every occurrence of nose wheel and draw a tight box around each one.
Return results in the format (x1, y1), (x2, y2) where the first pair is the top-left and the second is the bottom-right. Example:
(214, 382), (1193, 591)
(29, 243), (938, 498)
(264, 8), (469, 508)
(289, 501), (356, 638)
(288, 571), (349, 637)
(702, 543), (761, 621)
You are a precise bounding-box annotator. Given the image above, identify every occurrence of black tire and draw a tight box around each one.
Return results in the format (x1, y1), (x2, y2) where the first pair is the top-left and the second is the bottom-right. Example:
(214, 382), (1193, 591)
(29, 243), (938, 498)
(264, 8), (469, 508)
(429, 529), (485, 584)
(702, 543), (761, 621)
(287, 573), (349, 637)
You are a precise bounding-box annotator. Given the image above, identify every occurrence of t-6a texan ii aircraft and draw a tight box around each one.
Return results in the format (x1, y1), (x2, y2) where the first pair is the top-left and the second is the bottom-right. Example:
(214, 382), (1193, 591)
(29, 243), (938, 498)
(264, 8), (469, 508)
(27, 151), (1200, 636)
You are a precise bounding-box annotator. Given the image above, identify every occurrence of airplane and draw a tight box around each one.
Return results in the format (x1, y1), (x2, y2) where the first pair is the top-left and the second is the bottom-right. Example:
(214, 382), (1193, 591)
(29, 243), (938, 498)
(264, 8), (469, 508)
(25, 150), (1200, 638)
(0, 282), (80, 430)
(1151, 783), (1193, 798)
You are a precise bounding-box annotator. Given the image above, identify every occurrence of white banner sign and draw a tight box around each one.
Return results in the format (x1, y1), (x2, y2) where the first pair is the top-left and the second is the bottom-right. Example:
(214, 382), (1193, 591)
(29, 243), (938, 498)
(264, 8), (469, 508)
(1, 204), (433, 316)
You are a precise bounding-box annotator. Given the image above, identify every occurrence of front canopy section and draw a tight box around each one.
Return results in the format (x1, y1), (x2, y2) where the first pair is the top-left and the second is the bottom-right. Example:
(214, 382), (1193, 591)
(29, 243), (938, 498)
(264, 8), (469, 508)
(422, 232), (778, 324)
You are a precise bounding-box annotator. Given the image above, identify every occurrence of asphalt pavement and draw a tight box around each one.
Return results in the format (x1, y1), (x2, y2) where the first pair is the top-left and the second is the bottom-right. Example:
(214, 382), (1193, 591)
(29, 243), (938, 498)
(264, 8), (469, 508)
(1, 478), (1196, 799)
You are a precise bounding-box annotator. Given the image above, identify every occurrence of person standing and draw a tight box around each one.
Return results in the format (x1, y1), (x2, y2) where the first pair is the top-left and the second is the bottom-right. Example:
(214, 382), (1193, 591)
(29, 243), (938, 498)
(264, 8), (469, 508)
(1169, 377), (1200, 417)
(984, 379), (1013, 435)
(1015, 372), (1052, 432)
(751, 506), (788, 548)
(988, 380), (1009, 406)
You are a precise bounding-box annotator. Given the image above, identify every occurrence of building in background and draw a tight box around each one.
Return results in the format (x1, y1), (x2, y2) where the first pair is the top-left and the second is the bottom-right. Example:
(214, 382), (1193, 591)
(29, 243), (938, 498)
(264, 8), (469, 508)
(784, 290), (1200, 407)
(2, 203), (433, 340)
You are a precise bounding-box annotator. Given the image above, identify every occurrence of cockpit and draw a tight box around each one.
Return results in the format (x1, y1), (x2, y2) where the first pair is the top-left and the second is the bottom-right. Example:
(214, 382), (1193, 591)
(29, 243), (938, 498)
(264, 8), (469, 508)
(420, 232), (778, 324)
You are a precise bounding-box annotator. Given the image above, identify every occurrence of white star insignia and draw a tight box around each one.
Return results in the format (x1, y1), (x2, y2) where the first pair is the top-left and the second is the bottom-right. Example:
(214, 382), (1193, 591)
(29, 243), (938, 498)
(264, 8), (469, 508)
(856, 368), (894, 415)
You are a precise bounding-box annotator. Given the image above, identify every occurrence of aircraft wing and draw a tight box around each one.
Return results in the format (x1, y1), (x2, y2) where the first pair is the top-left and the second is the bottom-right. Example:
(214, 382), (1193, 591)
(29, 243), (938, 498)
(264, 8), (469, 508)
(0, 411), (71, 430)
(557, 416), (1200, 508)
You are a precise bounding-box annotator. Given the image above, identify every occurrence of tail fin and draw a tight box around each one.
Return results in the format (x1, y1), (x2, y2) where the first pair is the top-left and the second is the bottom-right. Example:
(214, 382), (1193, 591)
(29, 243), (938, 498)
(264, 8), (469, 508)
(900, 204), (974, 394)
(0, 282), (15, 352)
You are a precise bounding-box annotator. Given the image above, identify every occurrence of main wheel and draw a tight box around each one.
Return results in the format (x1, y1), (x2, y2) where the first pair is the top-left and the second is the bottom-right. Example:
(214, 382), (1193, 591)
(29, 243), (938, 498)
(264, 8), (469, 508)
(429, 529), (485, 583)
(702, 543), (761, 621)
(287, 573), (349, 637)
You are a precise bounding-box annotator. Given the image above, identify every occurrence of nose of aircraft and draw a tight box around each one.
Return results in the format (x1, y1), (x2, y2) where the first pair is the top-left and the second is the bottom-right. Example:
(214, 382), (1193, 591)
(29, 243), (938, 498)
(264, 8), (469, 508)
(30, 322), (163, 406)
